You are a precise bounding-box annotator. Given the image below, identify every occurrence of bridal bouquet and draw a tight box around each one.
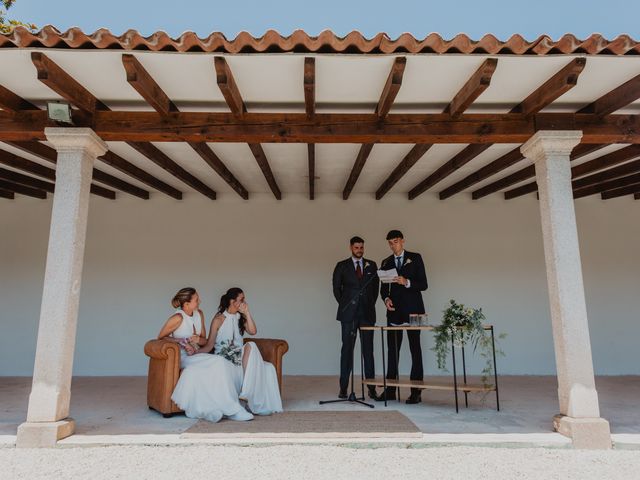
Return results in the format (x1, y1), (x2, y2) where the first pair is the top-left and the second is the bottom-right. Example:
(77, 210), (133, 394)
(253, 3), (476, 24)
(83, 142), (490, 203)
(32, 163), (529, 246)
(217, 340), (243, 366)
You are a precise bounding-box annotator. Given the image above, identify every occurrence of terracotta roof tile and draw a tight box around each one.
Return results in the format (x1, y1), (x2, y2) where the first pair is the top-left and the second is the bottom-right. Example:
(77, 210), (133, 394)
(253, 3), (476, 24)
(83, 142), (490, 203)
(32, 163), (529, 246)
(1, 26), (640, 55)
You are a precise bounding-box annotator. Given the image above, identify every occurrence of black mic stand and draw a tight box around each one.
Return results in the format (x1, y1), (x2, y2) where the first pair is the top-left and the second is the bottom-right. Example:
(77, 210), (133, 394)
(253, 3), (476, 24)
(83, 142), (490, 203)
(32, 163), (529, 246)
(319, 270), (378, 408)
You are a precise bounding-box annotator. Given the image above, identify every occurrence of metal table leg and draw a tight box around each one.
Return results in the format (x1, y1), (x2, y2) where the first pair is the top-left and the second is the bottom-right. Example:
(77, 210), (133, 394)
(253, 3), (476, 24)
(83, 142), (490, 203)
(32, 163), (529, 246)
(491, 326), (500, 412)
(381, 327), (387, 407)
(451, 332), (459, 414)
(461, 341), (468, 408)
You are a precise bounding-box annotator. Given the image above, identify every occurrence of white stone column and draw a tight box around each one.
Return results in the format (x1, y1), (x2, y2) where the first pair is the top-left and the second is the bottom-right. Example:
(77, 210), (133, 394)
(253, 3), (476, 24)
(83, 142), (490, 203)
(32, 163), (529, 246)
(17, 128), (107, 448)
(521, 131), (611, 449)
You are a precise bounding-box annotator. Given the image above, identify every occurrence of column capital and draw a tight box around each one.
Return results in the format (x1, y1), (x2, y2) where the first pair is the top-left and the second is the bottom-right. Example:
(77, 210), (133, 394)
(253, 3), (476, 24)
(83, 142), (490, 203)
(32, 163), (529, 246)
(45, 127), (108, 158)
(520, 130), (583, 163)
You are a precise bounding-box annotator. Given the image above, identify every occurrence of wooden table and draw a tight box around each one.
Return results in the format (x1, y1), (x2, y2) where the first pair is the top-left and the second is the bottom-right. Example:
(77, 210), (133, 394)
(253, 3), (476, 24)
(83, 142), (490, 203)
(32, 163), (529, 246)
(360, 324), (500, 413)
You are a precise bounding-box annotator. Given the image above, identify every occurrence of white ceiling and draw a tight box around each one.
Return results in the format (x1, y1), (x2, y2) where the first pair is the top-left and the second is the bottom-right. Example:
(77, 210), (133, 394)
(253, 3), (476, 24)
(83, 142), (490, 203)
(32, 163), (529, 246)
(2, 50), (640, 199)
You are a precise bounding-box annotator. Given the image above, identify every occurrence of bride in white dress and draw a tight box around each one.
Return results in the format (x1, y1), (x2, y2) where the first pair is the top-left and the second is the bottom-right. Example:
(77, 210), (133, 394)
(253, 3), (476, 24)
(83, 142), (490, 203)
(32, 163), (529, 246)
(207, 287), (283, 416)
(158, 287), (253, 422)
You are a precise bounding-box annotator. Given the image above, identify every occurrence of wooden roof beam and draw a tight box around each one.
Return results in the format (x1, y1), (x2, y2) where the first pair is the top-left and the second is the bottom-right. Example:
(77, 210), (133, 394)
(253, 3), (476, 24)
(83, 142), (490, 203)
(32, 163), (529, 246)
(375, 57), (406, 119)
(510, 58), (587, 117)
(0, 166), (55, 192)
(503, 144), (640, 199)
(376, 144), (432, 200)
(0, 178), (47, 199)
(214, 56), (280, 199)
(409, 143), (491, 199)
(445, 58), (498, 118)
(304, 57), (315, 119)
(214, 57), (247, 117)
(0, 84), (39, 112)
(188, 142), (249, 200)
(343, 144), (374, 200)
(0, 147), (115, 199)
(0, 188), (13, 199)
(575, 172), (640, 198)
(122, 54), (178, 116)
(578, 73), (640, 117)
(8, 140), (148, 199)
(471, 143), (603, 200)
(601, 183), (640, 199)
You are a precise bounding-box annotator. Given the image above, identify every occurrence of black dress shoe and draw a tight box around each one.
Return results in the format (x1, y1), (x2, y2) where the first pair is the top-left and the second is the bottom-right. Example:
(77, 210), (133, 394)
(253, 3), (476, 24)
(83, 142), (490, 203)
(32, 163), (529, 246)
(375, 388), (396, 402)
(338, 388), (348, 399)
(405, 393), (422, 404)
(367, 386), (380, 400)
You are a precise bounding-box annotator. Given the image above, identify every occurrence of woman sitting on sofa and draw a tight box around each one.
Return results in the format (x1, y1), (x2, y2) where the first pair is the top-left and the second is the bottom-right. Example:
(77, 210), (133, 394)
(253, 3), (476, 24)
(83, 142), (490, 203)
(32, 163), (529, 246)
(158, 287), (254, 422)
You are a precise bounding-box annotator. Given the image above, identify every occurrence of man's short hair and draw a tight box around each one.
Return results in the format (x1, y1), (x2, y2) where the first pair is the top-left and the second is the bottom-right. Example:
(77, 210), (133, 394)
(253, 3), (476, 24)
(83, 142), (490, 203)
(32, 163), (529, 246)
(350, 236), (365, 245)
(386, 230), (404, 240)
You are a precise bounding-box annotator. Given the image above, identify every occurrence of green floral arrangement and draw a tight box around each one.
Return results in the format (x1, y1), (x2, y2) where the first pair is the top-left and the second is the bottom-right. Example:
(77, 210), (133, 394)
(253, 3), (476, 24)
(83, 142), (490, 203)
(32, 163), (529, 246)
(217, 340), (243, 366)
(432, 299), (505, 386)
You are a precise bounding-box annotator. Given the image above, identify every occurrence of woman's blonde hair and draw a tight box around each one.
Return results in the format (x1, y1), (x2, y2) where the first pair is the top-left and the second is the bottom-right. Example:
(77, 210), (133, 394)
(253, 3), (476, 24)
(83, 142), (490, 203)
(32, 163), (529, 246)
(171, 287), (197, 309)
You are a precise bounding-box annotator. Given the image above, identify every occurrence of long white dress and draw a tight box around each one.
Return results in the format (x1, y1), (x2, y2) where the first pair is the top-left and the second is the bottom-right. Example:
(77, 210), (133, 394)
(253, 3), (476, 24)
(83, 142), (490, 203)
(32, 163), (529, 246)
(215, 311), (283, 415)
(170, 309), (246, 422)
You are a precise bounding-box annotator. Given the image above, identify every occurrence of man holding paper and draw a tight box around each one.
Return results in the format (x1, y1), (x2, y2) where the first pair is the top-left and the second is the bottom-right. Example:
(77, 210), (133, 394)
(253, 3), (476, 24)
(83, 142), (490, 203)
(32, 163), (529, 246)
(378, 230), (428, 404)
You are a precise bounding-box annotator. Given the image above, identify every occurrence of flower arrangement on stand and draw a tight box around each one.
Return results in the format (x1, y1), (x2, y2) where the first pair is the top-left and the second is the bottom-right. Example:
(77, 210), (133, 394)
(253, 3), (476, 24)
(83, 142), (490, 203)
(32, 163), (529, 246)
(432, 299), (505, 388)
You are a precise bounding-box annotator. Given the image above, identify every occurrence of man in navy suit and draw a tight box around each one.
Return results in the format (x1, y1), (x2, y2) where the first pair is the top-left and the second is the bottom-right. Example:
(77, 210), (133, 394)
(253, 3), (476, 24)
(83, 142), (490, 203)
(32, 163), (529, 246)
(379, 230), (428, 404)
(332, 236), (380, 400)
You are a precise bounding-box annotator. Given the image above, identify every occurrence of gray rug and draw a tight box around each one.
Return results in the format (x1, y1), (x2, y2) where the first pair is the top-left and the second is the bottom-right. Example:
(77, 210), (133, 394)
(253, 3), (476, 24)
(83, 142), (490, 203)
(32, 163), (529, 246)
(181, 410), (421, 439)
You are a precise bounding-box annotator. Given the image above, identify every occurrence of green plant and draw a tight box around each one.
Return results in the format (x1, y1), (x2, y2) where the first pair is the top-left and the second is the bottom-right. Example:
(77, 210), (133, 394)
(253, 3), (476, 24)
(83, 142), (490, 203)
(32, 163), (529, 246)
(432, 299), (505, 387)
(1, 1), (36, 34)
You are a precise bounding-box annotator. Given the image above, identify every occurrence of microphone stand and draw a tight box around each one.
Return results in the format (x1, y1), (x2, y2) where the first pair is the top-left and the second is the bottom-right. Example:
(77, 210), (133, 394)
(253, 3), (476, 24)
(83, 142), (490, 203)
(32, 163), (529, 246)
(319, 270), (378, 408)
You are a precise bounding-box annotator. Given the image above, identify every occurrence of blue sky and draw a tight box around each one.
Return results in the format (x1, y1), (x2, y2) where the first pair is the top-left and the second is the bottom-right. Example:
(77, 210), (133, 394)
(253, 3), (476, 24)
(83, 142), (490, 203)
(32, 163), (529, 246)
(7, 0), (640, 39)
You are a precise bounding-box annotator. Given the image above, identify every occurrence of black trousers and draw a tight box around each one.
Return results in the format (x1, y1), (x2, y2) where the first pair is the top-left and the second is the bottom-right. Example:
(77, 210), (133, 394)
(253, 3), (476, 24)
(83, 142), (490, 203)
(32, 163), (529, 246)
(339, 314), (375, 390)
(386, 328), (424, 395)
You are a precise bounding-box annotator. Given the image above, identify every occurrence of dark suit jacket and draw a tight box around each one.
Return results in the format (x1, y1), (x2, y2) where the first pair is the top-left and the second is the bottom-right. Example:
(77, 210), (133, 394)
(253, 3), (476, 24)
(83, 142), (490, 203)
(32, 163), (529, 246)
(332, 257), (379, 325)
(379, 251), (428, 325)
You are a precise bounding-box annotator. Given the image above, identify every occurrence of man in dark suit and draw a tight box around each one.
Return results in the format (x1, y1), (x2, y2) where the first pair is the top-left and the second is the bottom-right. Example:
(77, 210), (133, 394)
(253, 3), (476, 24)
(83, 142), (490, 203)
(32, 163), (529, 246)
(378, 230), (428, 404)
(332, 236), (380, 400)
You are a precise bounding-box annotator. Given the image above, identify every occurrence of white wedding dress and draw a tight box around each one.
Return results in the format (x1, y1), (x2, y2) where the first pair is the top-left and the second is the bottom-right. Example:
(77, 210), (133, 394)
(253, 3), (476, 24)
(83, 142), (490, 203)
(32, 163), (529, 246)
(170, 309), (247, 422)
(170, 308), (282, 422)
(214, 310), (283, 415)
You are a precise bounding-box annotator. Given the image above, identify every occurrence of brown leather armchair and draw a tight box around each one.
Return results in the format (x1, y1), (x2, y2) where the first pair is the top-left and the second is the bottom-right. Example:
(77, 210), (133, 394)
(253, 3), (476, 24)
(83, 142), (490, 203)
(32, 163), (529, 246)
(144, 338), (289, 417)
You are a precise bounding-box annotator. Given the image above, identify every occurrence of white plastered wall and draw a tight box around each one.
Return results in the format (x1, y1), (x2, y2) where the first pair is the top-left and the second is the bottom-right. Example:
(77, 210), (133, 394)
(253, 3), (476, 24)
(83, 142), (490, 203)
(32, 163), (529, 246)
(0, 193), (638, 376)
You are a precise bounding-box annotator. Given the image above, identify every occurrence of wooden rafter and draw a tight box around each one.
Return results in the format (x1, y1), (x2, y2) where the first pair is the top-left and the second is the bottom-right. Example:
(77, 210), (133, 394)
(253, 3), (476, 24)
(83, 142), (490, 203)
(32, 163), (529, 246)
(503, 144), (640, 199)
(214, 57), (246, 117)
(510, 58), (586, 117)
(305, 59), (315, 200)
(408, 144), (491, 199)
(0, 178), (47, 199)
(439, 146), (523, 199)
(578, 73), (640, 117)
(29, 52), (183, 199)
(0, 147), (115, 199)
(8, 140), (148, 199)
(127, 141), (217, 200)
(376, 144), (432, 200)
(473, 143), (604, 200)
(188, 142), (248, 200)
(635, 193), (640, 200)
(304, 57), (315, 118)
(122, 53), (249, 199)
(308, 143), (315, 200)
(445, 58), (498, 118)
(575, 172), (640, 198)
(0, 84), (39, 112)
(4, 111), (640, 144)
(214, 56), (280, 199)
(0, 188), (13, 199)
(375, 57), (406, 118)
(0, 167), (55, 192)
(572, 158), (640, 191)
(601, 183), (640, 199)
(122, 54), (178, 116)
(342, 144), (374, 200)
(432, 59), (587, 200)
(343, 58), (406, 200)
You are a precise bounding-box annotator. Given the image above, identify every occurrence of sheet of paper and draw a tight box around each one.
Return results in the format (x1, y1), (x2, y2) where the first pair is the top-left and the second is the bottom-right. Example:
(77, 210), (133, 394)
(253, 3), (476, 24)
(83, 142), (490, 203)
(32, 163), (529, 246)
(377, 268), (398, 283)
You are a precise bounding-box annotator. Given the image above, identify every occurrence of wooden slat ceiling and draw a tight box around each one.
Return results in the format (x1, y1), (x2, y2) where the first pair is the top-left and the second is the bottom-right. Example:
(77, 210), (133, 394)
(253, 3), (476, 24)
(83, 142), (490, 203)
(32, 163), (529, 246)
(1, 34), (640, 202)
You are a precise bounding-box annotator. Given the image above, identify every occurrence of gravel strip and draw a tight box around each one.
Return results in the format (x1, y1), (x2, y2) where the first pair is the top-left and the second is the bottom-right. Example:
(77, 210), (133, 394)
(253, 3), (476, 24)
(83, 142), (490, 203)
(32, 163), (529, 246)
(2, 445), (639, 480)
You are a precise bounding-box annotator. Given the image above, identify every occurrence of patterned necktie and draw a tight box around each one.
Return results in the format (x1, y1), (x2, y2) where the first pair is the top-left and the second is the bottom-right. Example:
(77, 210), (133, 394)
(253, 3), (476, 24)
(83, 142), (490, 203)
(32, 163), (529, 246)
(356, 260), (363, 279)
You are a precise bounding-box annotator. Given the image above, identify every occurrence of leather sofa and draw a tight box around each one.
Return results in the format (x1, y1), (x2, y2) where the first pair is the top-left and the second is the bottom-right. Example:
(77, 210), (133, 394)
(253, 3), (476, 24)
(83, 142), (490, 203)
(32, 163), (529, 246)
(144, 338), (289, 417)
